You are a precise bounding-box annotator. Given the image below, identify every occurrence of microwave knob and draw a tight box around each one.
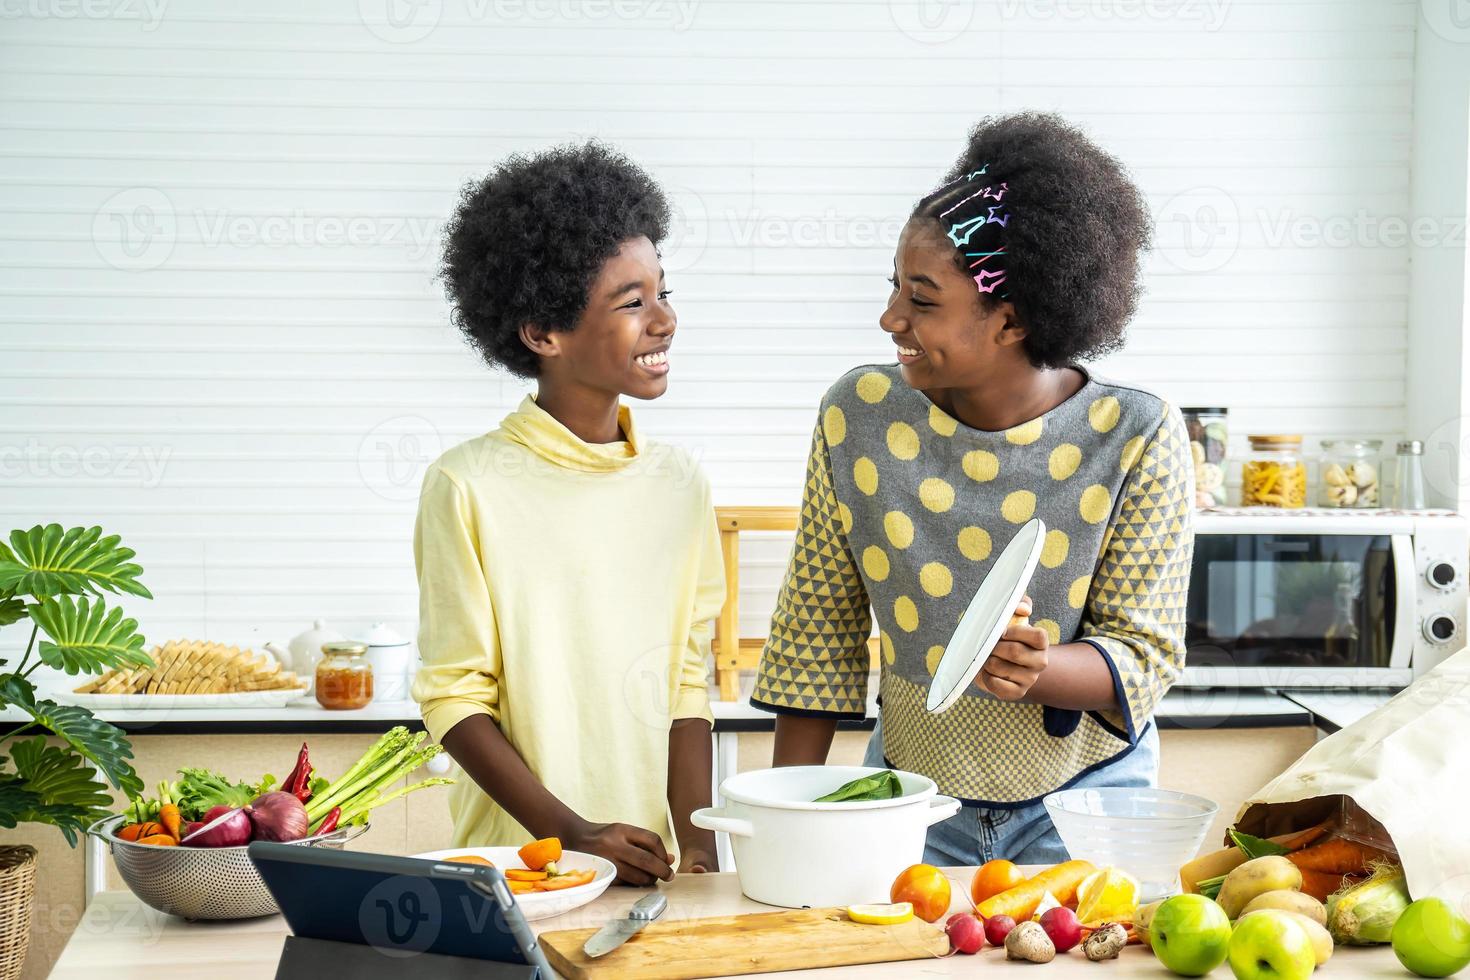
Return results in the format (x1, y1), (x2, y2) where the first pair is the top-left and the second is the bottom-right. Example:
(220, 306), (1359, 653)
(1426, 561), (1458, 591)
(1423, 613), (1458, 644)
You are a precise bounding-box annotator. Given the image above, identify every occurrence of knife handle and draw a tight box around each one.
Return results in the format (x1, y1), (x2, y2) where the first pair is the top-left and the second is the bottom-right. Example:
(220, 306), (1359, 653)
(631, 892), (667, 920)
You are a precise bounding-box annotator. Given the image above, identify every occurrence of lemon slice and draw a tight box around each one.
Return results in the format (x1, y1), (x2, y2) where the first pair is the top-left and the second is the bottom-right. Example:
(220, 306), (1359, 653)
(848, 902), (915, 925)
(1075, 867), (1141, 926)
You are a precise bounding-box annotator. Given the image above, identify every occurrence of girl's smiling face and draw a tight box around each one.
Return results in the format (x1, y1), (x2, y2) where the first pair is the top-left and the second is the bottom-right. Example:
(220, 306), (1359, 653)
(880, 217), (1026, 391)
(521, 235), (676, 401)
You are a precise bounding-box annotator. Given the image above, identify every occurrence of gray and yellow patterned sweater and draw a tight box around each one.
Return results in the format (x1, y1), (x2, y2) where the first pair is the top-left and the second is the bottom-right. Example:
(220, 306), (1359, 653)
(752, 364), (1195, 807)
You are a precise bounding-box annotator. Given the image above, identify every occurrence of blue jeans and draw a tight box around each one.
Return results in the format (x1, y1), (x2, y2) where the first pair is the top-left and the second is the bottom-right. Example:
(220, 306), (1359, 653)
(863, 716), (1160, 866)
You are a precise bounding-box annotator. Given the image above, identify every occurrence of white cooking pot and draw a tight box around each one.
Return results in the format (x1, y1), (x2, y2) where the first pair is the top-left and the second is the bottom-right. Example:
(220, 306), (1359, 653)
(691, 766), (960, 909)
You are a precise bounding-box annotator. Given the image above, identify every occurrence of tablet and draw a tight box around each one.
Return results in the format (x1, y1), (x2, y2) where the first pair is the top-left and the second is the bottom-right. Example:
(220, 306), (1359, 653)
(248, 840), (552, 973)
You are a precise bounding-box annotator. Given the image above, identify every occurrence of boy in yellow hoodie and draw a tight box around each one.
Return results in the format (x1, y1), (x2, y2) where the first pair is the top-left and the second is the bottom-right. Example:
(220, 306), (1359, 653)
(413, 142), (722, 883)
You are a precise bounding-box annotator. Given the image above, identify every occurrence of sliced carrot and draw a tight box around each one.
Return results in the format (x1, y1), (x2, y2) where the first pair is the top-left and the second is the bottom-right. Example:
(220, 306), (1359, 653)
(534, 870), (596, 892)
(508, 881), (537, 895)
(445, 855), (494, 867)
(518, 837), (562, 872)
(504, 869), (548, 882)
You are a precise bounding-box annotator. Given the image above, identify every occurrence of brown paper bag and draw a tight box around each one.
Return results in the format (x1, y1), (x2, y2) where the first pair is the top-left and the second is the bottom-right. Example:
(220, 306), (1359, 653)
(1220, 645), (1470, 906)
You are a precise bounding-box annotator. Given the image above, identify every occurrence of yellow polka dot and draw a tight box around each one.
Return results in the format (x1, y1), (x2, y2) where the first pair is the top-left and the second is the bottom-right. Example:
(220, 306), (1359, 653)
(1040, 528), (1070, 568)
(884, 511), (914, 549)
(838, 502), (853, 535)
(862, 545), (890, 581)
(1089, 395), (1121, 433)
(823, 405), (846, 446)
(1049, 443), (1081, 480)
(928, 404), (957, 437)
(1079, 483), (1111, 524)
(880, 631), (896, 666)
(925, 644), (945, 676)
(958, 526), (992, 561)
(919, 477), (955, 513)
(854, 457), (878, 496)
(1068, 575), (1091, 608)
(920, 562), (953, 597)
(1001, 490), (1036, 523)
(1120, 434), (1145, 472)
(1035, 618), (1061, 644)
(1005, 417), (1044, 445)
(886, 421), (920, 461)
(894, 595), (919, 632)
(856, 371), (891, 404)
(962, 449), (999, 483)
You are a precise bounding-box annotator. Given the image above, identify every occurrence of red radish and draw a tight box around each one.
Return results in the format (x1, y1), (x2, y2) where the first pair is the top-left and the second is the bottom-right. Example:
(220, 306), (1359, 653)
(985, 913), (1017, 947)
(181, 805), (252, 847)
(946, 913), (984, 954)
(1039, 906), (1083, 953)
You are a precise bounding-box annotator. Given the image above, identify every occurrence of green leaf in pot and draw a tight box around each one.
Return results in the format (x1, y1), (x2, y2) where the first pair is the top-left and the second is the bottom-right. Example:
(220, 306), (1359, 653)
(813, 769), (904, 803)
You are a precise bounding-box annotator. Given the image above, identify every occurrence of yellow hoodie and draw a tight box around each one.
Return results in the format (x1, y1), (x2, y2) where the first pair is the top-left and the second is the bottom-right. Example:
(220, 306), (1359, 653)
(412, 395), (722, 857)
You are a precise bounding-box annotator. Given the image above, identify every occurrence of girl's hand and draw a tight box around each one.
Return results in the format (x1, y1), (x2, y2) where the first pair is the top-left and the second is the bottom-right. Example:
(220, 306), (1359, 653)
(678, 846), (717, 874)
(977, 594), (1050, 701)
(564, 820), (674, 886)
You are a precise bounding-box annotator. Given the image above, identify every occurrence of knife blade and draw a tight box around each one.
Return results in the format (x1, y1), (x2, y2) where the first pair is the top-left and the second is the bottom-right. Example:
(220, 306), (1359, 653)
(583, 892), (667, 958)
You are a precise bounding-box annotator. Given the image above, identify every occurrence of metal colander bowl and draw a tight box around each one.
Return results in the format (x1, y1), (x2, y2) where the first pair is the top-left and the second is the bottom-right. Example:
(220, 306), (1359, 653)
(89, 814), (368, 920)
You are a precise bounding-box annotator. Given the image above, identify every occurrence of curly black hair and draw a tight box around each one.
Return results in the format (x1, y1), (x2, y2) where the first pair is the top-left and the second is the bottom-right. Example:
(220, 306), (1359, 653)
(913, 112), (1151, 368)
(440, 141), (671, 378)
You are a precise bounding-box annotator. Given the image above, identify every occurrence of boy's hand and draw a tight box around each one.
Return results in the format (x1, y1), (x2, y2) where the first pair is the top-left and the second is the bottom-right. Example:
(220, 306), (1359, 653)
(565, 820), (674, 886)
(678, 846), (717, 874)
(977, 594), (1050, 701)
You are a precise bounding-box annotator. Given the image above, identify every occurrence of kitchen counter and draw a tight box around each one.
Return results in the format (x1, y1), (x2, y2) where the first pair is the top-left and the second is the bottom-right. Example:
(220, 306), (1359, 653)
(51, 873), (1403, 978)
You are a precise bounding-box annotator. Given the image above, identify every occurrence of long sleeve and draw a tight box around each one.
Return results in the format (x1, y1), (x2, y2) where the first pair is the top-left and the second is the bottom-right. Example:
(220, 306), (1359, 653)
(411, 463), (504, 742)
(751, 416), (873, 719)
(673, 492), (722, 725)
(1078, 406), (1195, 741)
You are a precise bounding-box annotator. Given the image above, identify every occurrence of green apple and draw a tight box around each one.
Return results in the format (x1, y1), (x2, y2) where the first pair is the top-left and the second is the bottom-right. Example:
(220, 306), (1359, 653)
(1393, 898), (1470, 978)
(1150, 894), (1232, 976)
(1228, 910), (1317, 980)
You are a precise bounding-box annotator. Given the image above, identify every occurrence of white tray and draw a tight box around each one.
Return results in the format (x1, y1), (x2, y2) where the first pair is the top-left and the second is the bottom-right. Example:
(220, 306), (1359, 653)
(66, 688), (310, 710)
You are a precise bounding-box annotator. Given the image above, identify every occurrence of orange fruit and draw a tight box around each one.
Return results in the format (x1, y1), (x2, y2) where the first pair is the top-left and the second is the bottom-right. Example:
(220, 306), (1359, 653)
(971, 859), (1026, 906)
(890, 864), (952, 923)
(445, 855), (494, 866)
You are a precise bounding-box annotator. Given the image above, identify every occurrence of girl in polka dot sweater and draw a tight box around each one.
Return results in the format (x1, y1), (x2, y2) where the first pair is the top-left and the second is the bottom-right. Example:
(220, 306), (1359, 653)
(752, 112), (1195, 865)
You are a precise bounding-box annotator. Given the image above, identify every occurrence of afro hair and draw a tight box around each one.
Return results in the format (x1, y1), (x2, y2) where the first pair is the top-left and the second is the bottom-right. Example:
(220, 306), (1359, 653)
(440, 140), (672, 378)
(914, 112), (1152, 368)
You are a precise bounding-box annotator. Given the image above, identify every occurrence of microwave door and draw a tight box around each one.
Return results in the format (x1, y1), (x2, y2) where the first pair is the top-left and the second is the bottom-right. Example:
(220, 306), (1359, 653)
(1387, 533), (1415, 670)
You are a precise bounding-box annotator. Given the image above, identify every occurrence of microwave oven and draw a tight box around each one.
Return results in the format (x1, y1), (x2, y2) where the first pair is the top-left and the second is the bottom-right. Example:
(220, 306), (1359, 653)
(1177, 508), (1468, 688)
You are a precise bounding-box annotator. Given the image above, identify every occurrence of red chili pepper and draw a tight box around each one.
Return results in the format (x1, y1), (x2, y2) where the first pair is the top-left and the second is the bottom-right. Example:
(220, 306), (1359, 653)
(284, 743), (312, 802)
(315, 806), (341, 835)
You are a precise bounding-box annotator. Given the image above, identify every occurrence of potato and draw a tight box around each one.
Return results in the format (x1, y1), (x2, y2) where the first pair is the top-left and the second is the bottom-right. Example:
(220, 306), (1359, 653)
(1241, 889), (1327, 926)
(1217, 856), (1303, 919)
(1135, 899), (1164, 947)
(1240, 909), (1334, 965)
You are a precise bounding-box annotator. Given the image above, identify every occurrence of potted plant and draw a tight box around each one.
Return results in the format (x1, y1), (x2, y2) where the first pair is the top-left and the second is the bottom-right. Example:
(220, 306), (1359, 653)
(0, 524), (152, 979)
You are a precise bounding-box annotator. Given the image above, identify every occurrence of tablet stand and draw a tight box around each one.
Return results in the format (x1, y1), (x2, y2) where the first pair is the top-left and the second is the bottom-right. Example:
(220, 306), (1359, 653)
(274, 935), (542, 979)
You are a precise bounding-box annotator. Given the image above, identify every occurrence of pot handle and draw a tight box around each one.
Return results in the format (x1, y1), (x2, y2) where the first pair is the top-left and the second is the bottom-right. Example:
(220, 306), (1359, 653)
(925, 795), (961, 826)
(690, 807), (754, 839)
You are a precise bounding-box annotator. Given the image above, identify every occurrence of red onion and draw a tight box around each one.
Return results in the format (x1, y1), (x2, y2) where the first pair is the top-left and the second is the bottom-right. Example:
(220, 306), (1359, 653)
(181, 805), (253, 847)
(249, 791), (308, 842)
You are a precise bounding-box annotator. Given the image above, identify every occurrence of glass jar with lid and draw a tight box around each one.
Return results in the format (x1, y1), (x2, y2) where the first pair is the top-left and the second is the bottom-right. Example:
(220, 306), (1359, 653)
(1182, 407), (1228, 507)
(1318, 438), (1382, 508)
(315, 640), (374, 710)
(1241, 434), (1307, 508)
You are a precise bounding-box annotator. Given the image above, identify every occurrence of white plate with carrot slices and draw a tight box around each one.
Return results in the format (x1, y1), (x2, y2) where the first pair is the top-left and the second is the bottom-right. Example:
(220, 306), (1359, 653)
(413, 838), (616, 921)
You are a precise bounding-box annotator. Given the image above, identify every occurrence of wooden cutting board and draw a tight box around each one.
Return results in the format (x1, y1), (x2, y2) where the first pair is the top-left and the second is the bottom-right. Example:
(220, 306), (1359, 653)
(539, 906), (950, 979)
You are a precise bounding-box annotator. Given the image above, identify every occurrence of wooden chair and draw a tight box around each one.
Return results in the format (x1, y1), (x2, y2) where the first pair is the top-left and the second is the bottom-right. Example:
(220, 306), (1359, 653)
(712, 506), (880, 701)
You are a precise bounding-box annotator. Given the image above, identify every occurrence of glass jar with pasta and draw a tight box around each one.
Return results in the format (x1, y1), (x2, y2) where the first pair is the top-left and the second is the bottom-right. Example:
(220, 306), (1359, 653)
(1241, 434), (1307, 508)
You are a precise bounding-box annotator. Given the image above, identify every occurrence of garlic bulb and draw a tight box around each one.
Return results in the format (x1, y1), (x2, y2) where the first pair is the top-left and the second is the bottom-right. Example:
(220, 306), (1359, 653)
(1323, 463), (1351, 487)
(1324, 483), (1358, 507)
(1348, 461), (1377, 488)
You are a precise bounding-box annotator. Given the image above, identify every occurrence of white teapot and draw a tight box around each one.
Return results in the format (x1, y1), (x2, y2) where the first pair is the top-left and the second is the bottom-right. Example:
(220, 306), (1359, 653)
(263, 619), (345, 695)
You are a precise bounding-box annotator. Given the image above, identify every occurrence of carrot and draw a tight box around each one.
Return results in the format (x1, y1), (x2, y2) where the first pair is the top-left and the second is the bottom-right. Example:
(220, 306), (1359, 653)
(1287, 838), (1391, 875)
(159, 804), (182, 843)
(975, 859), (1097, 921)
(508, 881), (536, 895)
(1297, 869), (1363, 902)
(534, 870), (595, 892)
(504, 869), (548, 882)
(518, 837), (562, 872)
(136, 833), (177, 846)
(116, 823), (147, 842)
(1277, 823), (1330, 852)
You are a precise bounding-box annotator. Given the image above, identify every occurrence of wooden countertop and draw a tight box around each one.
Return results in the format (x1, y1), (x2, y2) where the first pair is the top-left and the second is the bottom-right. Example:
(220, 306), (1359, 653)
(51, 872), (1402, 978)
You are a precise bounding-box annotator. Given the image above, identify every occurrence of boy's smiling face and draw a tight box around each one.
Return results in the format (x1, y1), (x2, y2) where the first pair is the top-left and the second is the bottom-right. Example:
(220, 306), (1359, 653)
(522, 235), (676, 401)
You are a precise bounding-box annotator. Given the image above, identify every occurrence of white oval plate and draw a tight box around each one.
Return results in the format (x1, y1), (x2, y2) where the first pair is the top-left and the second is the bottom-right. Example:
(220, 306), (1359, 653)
(66, 688), (310, 710)
(412, 846), (616, 921)
(927, 516), (1046, 713)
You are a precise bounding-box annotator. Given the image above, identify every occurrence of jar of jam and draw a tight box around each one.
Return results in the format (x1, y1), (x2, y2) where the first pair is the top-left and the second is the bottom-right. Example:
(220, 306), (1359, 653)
(315, 641), (373, 710)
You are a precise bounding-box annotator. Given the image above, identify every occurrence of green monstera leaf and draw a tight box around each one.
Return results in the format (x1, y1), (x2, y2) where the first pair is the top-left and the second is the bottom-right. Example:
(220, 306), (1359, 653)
(0, 525), (152, 600)
(0, 737), (114, 846)
(0, 598), (25, 627)
(0, 677), (142, 798)
(29, 595), (151, 676)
